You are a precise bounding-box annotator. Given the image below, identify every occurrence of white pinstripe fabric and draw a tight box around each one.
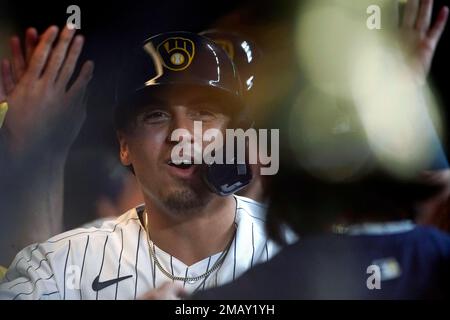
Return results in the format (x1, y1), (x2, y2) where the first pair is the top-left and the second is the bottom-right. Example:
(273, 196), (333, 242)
(0, 196), (290, 300)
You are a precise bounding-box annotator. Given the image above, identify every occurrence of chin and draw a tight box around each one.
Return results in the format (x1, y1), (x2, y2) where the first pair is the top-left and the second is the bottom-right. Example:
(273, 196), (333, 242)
(162, 187), (210, 214)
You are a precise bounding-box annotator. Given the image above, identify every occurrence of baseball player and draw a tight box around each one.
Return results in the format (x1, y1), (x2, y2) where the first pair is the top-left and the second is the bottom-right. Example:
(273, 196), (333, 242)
(0, 31), (292, 300)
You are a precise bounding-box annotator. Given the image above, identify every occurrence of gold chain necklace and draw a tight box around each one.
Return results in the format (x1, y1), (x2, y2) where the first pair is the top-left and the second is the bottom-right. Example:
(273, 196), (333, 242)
(143, 210), (236, 283)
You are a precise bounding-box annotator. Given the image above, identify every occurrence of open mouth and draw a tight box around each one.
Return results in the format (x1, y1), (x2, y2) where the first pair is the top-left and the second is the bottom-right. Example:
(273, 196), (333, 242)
(167, 159), (194, 170)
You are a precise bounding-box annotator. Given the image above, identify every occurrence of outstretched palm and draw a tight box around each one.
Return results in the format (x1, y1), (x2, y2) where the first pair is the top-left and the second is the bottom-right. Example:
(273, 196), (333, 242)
(0, 26), (94, 156)
(400, 0), (448, 81)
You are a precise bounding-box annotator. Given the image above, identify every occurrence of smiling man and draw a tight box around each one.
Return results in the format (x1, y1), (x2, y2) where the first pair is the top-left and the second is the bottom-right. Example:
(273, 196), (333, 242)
(0, 31), (290, 300)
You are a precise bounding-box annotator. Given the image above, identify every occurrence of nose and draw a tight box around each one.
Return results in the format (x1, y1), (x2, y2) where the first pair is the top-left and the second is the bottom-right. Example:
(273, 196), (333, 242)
(166, 107), (204, 162)
(166, 107), (195, 145)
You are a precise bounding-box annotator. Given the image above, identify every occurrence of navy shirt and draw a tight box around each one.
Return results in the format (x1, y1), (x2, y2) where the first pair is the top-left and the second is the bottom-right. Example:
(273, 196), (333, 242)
(195, 225), (450, 299)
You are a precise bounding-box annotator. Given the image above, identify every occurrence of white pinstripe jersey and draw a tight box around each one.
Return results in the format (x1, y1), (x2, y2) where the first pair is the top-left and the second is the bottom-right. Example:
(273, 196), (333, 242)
(0, 195), (288, 300)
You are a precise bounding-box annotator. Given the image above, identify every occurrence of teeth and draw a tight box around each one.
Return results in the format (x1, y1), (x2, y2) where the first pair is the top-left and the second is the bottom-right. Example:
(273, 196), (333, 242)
(169, 159), (192, 165)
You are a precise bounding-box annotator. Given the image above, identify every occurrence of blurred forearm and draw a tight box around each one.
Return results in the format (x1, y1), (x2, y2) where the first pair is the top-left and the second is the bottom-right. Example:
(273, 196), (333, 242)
(0, 142), (65, 265)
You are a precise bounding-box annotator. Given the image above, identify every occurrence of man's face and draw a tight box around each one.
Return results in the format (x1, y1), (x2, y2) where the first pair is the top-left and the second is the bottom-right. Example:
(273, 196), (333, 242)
(118, 87), (231, 215)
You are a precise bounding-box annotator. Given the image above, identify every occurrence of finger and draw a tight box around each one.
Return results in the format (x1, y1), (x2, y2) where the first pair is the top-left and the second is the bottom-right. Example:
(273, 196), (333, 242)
(26, 25), (59, 80)
(159, 282), (186, 300)
(174, 286), (189, 299)
(25, 27), (39, 63)
(428, 6), (449, 46)
(416, 0), (433, 31)
(403, 0), (420, 28)
(2, 59), (15, 94)
(44, 26), (76, 83)
(169, 286), (188, 299)
(138, 282), (180, 300)
(10, 36), (26, 82)
(66, 60), (94, 98)
(56, 35), (85, 87)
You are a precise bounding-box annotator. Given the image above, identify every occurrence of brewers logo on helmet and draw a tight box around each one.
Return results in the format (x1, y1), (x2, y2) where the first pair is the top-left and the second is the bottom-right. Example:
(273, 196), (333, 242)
(156, 37), (195, 71)
(114, 31), (243, 120)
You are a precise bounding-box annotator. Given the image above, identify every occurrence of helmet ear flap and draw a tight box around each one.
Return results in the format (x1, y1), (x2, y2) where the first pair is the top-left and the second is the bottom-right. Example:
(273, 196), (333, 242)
(203, 160), (253, 196)
(203, 109), (254, 197)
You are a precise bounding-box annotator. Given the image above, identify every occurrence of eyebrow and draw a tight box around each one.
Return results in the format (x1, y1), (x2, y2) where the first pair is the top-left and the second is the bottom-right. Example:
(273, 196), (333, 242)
(137, 97), (170, 110)
(186, 97), (226, 111)
(135, 90), (228, 113)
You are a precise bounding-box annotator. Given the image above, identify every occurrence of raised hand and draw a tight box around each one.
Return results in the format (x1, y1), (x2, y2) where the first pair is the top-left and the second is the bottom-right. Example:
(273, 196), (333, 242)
(139, 282), (188, 300)
(0, 25), (94, 156)
(400, 0), (448, 82)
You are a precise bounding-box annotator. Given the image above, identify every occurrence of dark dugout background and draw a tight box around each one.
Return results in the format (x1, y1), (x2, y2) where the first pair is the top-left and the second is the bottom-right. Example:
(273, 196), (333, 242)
(0, 0), (449, 228)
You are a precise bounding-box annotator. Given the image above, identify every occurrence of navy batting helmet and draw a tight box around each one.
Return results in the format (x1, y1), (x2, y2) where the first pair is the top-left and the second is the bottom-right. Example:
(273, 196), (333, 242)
(114, 31), (244, 131)
(200, 29), (261, 96)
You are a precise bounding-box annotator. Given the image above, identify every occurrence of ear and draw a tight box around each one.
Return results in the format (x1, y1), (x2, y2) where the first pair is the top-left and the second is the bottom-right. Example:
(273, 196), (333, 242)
(117, 131), (132, 166)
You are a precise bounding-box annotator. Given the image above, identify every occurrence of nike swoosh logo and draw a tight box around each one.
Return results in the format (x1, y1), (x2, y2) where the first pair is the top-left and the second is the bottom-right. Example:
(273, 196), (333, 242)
(92, 274), (133, 291)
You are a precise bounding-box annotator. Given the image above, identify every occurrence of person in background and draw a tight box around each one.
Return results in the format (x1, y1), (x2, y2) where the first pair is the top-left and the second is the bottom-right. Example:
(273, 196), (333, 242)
(193, 0), (450, 300)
